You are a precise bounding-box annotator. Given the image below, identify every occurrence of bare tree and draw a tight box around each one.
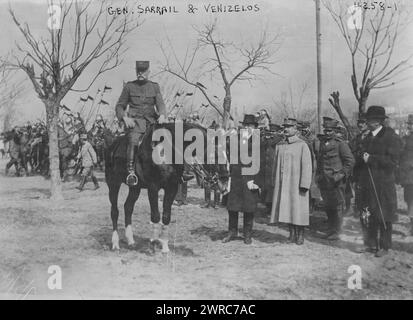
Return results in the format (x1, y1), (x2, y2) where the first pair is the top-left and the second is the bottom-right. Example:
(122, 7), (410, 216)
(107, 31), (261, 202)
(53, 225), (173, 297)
(0, 66), (25, 132)
(2, 0), (140, 200)
(323, 0), (413, 134)
(272, 80), (317, 125)
(159, 19), (282, 128)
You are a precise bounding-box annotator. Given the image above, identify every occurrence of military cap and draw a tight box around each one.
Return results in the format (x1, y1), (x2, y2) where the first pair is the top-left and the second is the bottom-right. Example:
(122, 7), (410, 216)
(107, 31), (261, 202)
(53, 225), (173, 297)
(282, 118), (298, 127)
(240, 114), (258, 126)
(407, 114), (413, 124)
(357, 118), (367, 124)
(268, 123), (282, 132)
(322, 116), (339, 129)
(136, 61), (149, 72)
(334, 125), (347, 135)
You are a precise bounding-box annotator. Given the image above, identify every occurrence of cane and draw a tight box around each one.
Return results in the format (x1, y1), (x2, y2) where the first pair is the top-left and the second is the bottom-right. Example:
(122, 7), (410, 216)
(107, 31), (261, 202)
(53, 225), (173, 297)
(366, 163), (387, 231)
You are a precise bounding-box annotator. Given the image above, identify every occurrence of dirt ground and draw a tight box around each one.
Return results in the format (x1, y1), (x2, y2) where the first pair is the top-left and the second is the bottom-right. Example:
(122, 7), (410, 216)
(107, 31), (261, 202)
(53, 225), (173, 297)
(0, 158), (412, 300)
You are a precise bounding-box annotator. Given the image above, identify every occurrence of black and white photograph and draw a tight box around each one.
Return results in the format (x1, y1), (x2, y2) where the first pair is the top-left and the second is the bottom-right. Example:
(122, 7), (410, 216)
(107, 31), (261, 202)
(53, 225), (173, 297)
(0, 0), (412, 302)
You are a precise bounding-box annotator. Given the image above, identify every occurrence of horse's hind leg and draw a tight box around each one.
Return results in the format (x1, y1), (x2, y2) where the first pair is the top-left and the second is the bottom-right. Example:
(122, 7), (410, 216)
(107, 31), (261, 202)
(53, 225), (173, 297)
(109, 181), (121, 250)
(124, 186), (140, 246)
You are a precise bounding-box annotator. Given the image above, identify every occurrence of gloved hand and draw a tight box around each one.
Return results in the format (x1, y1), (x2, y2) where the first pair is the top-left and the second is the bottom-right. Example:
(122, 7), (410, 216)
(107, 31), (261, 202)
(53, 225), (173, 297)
(247, 180), (259, 190)
(158, 114), (167, 124)
(299, 187), (309, 193)
(123, 116), (135, 129)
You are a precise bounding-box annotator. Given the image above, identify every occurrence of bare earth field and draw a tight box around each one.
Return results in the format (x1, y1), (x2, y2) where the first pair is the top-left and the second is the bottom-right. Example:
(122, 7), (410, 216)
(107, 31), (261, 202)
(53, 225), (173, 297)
(0, 158), (412, 300)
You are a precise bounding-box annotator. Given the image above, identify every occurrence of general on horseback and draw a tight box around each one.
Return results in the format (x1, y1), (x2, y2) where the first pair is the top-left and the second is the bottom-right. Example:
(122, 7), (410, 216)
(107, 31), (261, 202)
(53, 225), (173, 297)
(115, 60), (167, 186)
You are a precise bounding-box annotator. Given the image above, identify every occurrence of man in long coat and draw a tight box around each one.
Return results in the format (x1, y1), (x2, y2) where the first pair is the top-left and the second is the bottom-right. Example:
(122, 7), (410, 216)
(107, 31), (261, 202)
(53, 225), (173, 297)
(400, 114), (413, 235)
(223, 114), (263, 245)
(357, 106), (401, 257)
(270, 118), (313, 245)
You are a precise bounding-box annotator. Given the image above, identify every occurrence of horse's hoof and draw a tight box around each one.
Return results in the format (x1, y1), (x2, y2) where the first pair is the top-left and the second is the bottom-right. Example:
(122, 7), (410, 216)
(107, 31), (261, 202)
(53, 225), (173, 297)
(112, 231), (120, 250)
(160, 239), (170, 254)
(125, 225), (135, 246)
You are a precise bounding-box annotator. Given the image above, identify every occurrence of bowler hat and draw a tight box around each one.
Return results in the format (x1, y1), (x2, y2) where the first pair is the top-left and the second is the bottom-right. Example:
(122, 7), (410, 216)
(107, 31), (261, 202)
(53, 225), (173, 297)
(407, 114), (413, 124)
(365, 106), (387, 120)
(240, 114), (258, 126)
(136, 61), (149, 72)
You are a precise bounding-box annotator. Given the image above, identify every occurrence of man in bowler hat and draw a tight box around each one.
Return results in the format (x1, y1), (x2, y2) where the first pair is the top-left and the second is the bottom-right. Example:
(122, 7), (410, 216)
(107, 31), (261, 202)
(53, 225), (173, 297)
(356, 106), (401, 257)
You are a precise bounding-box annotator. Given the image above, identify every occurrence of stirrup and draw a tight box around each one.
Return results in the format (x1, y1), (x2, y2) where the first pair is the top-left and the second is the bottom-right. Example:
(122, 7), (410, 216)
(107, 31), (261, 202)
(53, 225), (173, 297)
(126, 171), (138, 186)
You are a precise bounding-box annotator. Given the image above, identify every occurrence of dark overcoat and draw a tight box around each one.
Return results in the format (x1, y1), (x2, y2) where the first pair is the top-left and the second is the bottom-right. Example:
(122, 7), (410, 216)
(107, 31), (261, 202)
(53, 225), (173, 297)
(358, 127), (401, 223)
(227, 133), (263, 213)
(399, 133), (413, 186)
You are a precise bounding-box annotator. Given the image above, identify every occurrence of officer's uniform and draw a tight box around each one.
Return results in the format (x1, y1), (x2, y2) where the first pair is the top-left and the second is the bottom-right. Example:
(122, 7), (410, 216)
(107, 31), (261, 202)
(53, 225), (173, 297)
(316, 117), (355, 239)
(115, 61), (166, 185)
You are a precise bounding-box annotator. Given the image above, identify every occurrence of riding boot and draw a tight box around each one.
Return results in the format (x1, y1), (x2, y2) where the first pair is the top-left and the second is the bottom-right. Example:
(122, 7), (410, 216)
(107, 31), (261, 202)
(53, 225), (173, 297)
(76, 176), (87, 191)
(243, 212), (254, 245)
(92, 176), (100, 190)
(287, 224), (296, 243)
(222, 211), (238, 243)
(296, 226), (305, 245)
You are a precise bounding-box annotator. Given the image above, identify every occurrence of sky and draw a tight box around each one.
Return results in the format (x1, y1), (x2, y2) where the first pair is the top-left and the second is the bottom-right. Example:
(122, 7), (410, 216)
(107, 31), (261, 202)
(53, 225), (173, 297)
(0, 0), (412, 127)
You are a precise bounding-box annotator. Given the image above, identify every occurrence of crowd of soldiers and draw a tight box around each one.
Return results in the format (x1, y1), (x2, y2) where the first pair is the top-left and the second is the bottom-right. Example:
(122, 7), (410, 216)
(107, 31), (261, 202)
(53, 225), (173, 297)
(0, 111), (123, 190)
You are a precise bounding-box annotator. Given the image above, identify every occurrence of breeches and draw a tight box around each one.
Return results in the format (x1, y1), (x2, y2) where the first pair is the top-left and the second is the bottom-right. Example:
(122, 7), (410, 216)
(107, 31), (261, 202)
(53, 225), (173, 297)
(82, 166), (95, 178)
(320, 184), (345, 210)
(126, 124), (145, 161)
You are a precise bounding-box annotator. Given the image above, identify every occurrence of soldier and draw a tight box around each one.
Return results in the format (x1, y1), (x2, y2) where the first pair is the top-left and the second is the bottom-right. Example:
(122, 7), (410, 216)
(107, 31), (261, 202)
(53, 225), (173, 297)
(316, 117), (355, 240)
(115, 61), (167, 186)
(270, 118), (313, 245)
(76, 134), (99, 191)
(399, 114), (413, 235)
(351, 117), (370, 217)
(335, 125), (353, 216)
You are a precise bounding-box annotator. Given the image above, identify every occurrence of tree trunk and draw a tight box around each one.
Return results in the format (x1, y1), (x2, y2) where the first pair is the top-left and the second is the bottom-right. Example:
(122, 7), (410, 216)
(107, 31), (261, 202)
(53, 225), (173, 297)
(46, 100), (63, 201)
(222, 89), (231, 129)
(358, 95), (368, 116)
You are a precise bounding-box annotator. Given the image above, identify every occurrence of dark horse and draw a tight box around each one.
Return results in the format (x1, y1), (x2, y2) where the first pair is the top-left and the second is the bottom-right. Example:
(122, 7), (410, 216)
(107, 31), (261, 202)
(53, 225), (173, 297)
(105, 122), (224, 252)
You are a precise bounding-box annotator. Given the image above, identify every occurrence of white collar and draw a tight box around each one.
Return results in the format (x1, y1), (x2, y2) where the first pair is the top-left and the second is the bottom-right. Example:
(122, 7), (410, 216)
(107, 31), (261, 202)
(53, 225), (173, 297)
(371, 126), (383, 137)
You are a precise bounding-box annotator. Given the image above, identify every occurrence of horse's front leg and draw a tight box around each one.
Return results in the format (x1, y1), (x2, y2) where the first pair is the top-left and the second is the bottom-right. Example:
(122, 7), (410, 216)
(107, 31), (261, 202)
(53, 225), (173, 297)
(148, 184), (163, 252)
(124, 185), (141, 246)
(109, 182), (121, 250)
(158, 180), (180, 253)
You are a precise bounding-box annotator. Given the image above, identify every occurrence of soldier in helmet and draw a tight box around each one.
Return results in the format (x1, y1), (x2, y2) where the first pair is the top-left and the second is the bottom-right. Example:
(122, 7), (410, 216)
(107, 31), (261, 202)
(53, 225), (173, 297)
(316, 117), (355, 240)
(115, 61), (167, 186)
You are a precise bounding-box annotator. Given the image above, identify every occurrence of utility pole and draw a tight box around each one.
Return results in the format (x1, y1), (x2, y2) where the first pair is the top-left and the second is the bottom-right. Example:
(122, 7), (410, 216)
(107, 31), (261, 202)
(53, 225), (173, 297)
(315, 0), (322, 133)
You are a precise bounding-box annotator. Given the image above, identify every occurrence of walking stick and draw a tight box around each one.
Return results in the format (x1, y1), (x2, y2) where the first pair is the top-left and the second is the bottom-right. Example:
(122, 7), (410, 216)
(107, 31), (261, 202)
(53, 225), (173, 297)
(367, 164), (387, 231)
